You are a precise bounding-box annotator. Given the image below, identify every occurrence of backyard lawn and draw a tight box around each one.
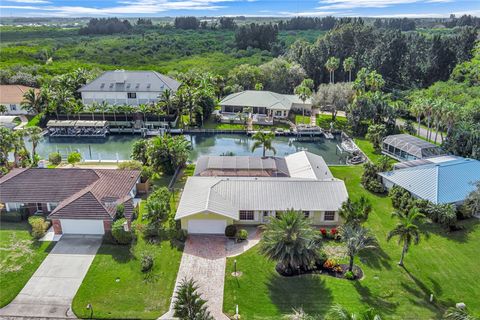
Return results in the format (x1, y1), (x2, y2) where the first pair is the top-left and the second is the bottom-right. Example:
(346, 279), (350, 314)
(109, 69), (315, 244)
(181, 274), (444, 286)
(295, 114), (347, 131)
(223, 166), (480, 319)
(72, 202), (183, 319)
(0, 221), (53, 307)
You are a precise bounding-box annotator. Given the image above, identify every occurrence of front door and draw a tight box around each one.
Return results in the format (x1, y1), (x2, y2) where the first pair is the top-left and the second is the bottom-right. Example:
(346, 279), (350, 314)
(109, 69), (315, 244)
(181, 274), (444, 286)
(262, 211), (270, 223)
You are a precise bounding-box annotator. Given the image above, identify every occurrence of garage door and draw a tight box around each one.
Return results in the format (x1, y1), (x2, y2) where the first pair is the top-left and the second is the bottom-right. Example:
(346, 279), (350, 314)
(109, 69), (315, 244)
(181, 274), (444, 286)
(188, 219), (226, 234)
(60, 219), (105, 235)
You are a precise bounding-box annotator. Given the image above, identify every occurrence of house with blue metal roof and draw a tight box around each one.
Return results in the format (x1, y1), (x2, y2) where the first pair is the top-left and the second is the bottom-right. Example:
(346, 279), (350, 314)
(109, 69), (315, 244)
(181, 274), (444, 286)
(379, 157), (480, 205)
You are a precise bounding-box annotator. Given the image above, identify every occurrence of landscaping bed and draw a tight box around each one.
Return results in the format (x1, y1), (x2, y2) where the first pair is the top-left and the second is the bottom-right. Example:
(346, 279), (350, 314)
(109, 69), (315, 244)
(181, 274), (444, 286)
(276, 263), (364, 281)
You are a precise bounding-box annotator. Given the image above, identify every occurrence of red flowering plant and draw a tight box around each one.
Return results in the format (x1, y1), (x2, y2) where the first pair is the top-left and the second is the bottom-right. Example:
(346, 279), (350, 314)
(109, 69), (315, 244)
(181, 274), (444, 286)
(320, 228), (327, 237)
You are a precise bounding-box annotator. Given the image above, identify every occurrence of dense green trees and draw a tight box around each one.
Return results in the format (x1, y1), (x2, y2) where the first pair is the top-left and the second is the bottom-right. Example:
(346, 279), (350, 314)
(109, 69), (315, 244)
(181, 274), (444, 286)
(314, 82), (354, 121)
(235, 23), (278, 50)
(79, 18), (132, 35)
(340, 224), (378, 272)
(146, 134), (190, 175)
(174, 17), (200, 30)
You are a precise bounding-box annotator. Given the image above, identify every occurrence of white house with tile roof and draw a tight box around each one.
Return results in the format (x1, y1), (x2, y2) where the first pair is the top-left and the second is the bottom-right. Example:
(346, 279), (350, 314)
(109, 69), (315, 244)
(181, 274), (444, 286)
(176, 151), (348, 234)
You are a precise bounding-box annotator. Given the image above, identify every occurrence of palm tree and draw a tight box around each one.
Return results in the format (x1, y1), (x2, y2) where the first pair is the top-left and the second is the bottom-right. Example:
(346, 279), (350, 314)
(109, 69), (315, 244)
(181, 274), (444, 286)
(409, 99), (424, 136)
(338, 196), (372, 226)
(25, 126), (43, 163)
(340, 224), (378, 272)
(442, 101), (457, 138)
(251, 131), (276, 157)
(325, 57), (340, 84)
(343, 57), (355, 82)
(387, 208), (426, 267)
(0, 104), (7, 115)
(159, 89), (174, 115)
(21, 88), (45, 114)
(432, 99), (445, 144)
(97, 101), (108, 121)
(108, 104), (118, 123)
(259, 210), (321, 273)
(443, 306), (478, 320)
(12, 130), (27, 167)
(325, 304), (382, 320)
(173, 278), (213, 320)
(294, 80), (313, 118)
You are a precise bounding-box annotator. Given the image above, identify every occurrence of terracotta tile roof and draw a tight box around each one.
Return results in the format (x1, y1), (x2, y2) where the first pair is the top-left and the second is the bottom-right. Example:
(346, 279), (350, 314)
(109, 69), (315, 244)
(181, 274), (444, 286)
(0, 168), (140, 220)
(0, 85), (38, 104)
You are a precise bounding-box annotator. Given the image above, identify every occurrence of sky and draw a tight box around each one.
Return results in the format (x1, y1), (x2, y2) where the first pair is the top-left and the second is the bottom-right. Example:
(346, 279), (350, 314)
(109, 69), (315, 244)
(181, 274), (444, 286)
(0, 0), (479, 18)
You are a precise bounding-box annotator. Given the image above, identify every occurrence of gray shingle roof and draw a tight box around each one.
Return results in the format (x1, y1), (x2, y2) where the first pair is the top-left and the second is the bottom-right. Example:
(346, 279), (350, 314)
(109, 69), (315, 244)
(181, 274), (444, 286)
(379, 158), (480, 204)
(219, 90), (311, 111)
(78, 70), (180, 93)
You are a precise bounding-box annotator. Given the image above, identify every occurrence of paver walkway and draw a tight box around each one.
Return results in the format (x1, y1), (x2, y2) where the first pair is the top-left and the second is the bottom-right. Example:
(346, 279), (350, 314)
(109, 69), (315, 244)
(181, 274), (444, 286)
(0, 235), (101, 319)
(160, 235), (229, 320)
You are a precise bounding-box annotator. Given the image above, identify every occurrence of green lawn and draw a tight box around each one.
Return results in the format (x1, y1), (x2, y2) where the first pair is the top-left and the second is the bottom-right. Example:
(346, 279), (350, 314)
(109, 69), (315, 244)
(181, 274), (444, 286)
(25, 113), (42, 127)
(295, 114), (347, 131)
(223, 166), (480, 319)
(0, 221), (53, 307)
(354, 138), (384, 163)
(72, 202), (183, 319)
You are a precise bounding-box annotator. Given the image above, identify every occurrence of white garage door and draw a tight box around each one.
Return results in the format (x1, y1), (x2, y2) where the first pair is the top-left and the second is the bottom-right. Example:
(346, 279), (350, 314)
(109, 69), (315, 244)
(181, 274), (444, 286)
(60, 219), (105, 235)
(188, 219), (226, 234)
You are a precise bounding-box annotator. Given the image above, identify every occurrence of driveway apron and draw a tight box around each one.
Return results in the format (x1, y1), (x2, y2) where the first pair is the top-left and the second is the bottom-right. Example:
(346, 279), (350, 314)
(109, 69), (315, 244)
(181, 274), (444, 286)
(0, 235), (101, 319)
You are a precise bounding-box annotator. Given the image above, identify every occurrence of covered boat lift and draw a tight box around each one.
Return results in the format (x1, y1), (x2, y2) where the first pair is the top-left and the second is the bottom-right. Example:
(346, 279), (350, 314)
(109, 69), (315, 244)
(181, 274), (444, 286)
(47, 120), (109, 138)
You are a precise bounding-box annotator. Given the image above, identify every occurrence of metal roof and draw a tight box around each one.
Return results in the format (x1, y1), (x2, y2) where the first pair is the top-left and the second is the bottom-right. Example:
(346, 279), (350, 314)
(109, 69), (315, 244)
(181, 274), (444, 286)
(393, 155), (461, 170)
(382, 134), (444, 159)
(219, 90), (312, 111)
(194, 155), (289, 177)
(379, 158), (480, 204)
(285, 151), (332, 180)
(175, 177), (348, 220)
(78, 70), (180, 93)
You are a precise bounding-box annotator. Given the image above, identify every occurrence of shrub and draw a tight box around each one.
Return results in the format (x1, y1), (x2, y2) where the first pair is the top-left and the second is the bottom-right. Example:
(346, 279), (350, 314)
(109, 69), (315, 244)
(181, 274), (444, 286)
(315, 251), (328, 268)
(225, 225), (237, 238)
(323, 258), (338, 270)
(1, 211), (22, 222)
(143, 224), (159, 239)
(118, 160), (143, 170)
(67, 151), (82, 167)
(141, 252), (154, 273)
(236, 229), (248, 242)
(176, 229), (188, 242)
(320, 228), (327, 237)
(111, 218), (133, 244)
(344, 270), (355, 280)
(28, 216), (51, 239)
(115, 204), (125, 220)
(333, 265), (343, 273)
(48, 152), (62, 165)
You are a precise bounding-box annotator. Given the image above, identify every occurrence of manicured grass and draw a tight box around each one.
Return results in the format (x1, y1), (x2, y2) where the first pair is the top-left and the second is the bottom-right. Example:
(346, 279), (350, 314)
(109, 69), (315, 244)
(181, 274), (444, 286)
(354, 137), (384, 163)
(317, 114), (347, 131)
(72, 202), (183, 319)
(0, 221), (53, 307)
(223, 166), (480, 319)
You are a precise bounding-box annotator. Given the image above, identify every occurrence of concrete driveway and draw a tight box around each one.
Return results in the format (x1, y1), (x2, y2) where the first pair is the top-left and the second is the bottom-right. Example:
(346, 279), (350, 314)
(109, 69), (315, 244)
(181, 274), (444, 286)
(0, 235), (101, 319)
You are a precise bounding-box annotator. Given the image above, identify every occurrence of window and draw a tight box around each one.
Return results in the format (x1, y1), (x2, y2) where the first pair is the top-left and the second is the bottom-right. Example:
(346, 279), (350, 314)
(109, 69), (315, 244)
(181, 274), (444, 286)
(127, 92), (137, 99)
(10, 104), (16, 111)
(324, 211), (335, 221)
(47, 202), (58, 212)
(303, 211), (310, 218)
(239, 210), (254, 221)
(263, 211), (269, 217)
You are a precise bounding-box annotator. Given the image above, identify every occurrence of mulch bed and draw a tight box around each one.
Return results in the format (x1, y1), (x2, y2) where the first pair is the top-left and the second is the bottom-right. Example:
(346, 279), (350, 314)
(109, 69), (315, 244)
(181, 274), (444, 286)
(276, 263), (364, 280)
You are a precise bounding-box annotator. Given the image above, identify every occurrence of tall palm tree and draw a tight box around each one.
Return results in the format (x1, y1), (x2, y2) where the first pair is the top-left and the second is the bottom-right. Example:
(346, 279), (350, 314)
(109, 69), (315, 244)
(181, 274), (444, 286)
(343, 57), (355, 82)
(340, 224), (378, 272)
(108, 104), (118, 123)
(387, 208), (426, 267)
(173, 278), (213, 320)
(159, 89), (174, 115)
(12, 130), (27, 167)
(432, 99), (445, 144)
(409, 99), (424, 136)
(326, 304), (382, 320)
(442, 101), (457, 138)
(251, 131), (276, 157)
(260, 210), (321, 273)
(294, 80), (313, 118)
(21, 88), (45, 114)
(325, 57), (340, 84)
(138, 104), (149, 124)
(25, 126), (43, 163)
(338, 196), (372, 226)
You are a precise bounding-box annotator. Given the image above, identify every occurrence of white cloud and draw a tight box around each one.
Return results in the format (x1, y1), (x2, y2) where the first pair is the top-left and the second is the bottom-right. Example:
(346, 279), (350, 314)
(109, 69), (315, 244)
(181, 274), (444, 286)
(316, 0), (421, 10)
(0, 0), (232, 16)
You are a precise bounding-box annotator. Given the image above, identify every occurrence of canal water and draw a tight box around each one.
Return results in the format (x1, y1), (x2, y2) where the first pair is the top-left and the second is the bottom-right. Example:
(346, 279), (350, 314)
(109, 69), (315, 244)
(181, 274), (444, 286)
(33, 134), (347, 164)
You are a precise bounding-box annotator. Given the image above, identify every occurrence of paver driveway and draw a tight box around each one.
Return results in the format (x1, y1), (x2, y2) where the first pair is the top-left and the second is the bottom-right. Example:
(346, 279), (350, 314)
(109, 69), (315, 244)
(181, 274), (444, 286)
(0, 235), (101, 319)
(161, 235), (229, 320)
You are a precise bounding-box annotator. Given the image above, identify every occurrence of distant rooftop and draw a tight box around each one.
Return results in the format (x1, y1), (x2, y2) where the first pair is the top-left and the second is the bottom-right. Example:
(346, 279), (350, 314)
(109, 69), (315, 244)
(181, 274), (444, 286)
(78, 70), (181, 93)
(219, 90), (312, 110)
(0, 85), (37, 104)
(379, 157), (480, 204)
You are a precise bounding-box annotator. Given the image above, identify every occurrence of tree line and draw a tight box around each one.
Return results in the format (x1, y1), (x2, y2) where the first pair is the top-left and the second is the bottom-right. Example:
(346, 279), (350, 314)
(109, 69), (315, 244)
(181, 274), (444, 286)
(79, 18), (132, 35)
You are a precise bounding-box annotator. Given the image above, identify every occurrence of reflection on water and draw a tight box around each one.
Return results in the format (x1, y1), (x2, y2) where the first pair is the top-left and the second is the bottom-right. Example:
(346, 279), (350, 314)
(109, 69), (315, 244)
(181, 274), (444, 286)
(33, 133), (347, 164)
